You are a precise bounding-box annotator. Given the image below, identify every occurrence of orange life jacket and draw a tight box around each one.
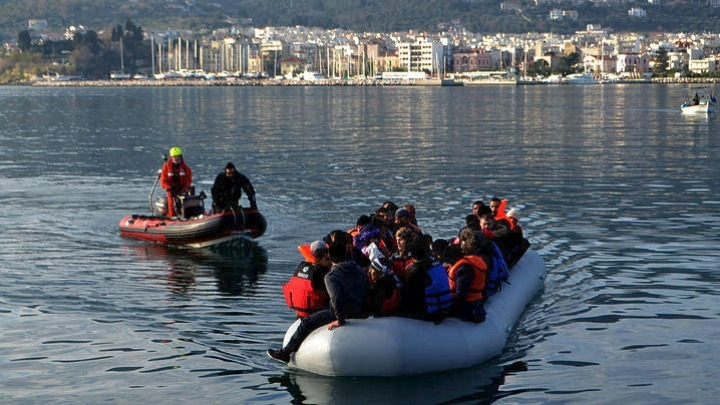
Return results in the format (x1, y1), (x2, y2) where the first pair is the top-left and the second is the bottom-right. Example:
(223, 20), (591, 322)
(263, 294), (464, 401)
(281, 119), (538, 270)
(447, 255), (488, 302)
(282, 262), (329, 318)
(494, 199), (515, 230)
(297, 244), (316, 264)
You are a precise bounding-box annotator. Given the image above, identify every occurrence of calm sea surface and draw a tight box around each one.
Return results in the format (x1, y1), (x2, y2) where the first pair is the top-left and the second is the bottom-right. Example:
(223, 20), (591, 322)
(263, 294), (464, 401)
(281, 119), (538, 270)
(1, 84), (718, 404)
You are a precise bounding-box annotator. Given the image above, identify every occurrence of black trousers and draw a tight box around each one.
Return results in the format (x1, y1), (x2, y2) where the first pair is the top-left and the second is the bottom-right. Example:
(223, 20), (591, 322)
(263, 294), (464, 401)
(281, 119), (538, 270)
(283, 309), (336, 353)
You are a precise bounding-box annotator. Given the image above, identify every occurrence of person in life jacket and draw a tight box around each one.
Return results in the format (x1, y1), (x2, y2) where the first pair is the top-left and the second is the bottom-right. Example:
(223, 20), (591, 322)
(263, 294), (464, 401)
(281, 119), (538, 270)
(364, 226), (416, 316)
(268, 231), (367, 364)
(160, 147), (193, 218)
(479, 213), (515, 263)
(282, 240), (331, 318)
(447, 228), (494, 323)
(489, 197), (513, 230)
(400, 236), (452, 324)
(503, 208), (531, 268)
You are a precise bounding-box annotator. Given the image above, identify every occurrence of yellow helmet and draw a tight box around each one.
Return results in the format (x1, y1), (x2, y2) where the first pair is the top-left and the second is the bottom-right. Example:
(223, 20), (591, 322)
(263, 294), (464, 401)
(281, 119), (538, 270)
(169, 147), (183, 157)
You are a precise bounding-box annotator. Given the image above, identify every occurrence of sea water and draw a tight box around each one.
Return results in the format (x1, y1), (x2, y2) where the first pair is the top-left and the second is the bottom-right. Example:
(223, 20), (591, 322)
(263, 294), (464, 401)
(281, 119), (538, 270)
(0, 84), (718, 403)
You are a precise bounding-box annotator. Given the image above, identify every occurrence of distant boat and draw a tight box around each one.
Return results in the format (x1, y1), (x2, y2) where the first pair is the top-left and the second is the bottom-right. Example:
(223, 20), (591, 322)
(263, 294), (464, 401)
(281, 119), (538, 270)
(414, 78), (463, 86)
(681, 90), (715, 114)
(563, 73), (599, 85)
(300, 71), (326, 81)
(110, 72), (132, 80)
(544, 74), (562, 84)
(46, 74), (83, 82)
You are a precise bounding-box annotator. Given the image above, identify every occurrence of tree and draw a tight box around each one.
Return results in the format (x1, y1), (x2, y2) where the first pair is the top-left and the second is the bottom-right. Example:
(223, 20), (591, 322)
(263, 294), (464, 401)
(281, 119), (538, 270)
(654, 46), (669, 77)
(556, 52), (581, 75)
(528, 59), (550, 77)
(18, 30), (32, 52)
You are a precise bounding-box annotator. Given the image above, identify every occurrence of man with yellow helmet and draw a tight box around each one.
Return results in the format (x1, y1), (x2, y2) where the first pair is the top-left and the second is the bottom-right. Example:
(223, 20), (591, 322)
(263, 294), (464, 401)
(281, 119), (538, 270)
(160, 146), (193, 217)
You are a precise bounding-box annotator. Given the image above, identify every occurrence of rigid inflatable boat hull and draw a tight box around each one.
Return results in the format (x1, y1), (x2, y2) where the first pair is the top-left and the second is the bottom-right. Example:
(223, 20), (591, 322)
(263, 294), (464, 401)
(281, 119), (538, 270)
(119, 209), (266, 248)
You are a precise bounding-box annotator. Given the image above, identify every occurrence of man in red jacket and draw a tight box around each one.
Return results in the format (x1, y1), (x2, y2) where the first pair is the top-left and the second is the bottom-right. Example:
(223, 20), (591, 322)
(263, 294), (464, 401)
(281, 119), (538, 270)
(160, 147), (192, 218)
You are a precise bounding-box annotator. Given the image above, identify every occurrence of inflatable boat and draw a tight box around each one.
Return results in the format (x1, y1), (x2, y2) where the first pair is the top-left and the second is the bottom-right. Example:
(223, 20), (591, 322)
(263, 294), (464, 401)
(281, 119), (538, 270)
(119, 208), (266, 248)
(281, 249), (546, 377)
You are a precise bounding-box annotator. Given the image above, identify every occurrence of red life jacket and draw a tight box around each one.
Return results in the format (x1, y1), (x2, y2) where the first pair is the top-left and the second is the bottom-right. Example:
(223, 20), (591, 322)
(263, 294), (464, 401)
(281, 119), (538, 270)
(378, 256), (413, 313)
(447, 255), (488, 302)
(494, 199), (515, 230)
(282, 262), (329, 318)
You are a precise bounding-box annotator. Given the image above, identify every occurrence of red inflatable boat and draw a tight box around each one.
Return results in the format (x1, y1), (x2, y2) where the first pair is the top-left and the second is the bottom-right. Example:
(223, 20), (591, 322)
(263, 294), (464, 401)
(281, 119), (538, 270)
(119, 207), (266, 248)
(119, 162), (266, 248)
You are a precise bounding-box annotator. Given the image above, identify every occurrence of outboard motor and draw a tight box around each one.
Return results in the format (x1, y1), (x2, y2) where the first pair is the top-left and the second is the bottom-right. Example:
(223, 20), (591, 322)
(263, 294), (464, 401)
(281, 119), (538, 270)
(178, 191), (206, 219)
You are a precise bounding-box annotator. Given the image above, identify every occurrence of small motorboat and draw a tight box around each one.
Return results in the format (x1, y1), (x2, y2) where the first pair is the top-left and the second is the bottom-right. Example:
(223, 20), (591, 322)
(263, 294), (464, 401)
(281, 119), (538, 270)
(119, 161), (266, 247)
(119, 205), (266, 248)
(280, 249), (546, 377)
(681, 89), (715, 114)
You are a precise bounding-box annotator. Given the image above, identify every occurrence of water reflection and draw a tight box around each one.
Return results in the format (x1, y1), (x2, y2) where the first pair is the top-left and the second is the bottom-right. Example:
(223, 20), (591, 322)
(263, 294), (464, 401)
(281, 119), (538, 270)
(124, 237), (268, 295)
(268, 361), (530, 404)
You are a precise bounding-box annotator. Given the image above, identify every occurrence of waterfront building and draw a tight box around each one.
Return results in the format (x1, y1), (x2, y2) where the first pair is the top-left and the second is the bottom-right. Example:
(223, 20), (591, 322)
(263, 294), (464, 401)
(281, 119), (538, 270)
(688, 57), (717, 75)
(617, 53), (651, 74)
(453, 49), (493, 72)
(396, 37), (446, 75)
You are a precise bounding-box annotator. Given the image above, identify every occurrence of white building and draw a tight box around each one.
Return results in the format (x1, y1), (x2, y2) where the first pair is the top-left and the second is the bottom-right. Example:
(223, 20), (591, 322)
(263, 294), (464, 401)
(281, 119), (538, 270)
(688, 58), (717, 75)
(628, 7), (647, 18)
(396, 38), (446, 75)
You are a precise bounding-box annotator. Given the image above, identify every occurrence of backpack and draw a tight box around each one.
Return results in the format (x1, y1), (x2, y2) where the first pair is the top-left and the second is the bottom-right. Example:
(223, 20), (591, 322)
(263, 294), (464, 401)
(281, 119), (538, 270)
(483, 242), (510, 298)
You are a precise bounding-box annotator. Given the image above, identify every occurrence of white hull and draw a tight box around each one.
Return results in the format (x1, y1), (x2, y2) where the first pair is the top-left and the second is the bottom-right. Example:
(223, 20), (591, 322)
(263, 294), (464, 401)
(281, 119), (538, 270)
(563, 73), (599, 84)
(282, 249), (547, 376)
(681, 102), (712, 114)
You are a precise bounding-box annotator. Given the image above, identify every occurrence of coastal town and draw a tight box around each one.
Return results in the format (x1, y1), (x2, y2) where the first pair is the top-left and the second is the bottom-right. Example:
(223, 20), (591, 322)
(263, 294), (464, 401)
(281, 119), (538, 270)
(5, 18), (720, 86)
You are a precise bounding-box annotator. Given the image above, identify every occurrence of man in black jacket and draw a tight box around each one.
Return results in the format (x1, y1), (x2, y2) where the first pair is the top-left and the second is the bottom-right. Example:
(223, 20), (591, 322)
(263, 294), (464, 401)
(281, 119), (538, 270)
(211, 162), (257, 212)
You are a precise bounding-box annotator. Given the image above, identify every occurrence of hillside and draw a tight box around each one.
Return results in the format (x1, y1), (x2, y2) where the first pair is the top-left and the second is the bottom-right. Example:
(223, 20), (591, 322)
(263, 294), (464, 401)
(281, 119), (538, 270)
(1, 0), (720, 41)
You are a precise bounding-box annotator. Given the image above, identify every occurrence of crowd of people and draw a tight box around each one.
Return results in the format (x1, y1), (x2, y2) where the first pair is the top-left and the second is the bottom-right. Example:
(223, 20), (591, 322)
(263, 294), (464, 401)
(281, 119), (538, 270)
(268, 199), (530, 363)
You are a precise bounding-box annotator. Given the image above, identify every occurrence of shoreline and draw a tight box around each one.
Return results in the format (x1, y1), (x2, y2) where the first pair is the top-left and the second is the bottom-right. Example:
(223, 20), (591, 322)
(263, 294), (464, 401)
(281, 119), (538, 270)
(7, 76), (720, 87)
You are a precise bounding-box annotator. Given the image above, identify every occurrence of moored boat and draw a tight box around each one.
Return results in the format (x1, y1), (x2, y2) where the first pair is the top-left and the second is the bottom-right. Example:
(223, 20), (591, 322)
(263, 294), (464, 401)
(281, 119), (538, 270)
(563, 73), (599, 85)
(281, 249), (546, 377)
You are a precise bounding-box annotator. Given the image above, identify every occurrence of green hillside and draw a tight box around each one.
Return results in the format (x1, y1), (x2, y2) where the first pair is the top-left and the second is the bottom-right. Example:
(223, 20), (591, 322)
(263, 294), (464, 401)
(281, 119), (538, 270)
(1, 0), (720, 41)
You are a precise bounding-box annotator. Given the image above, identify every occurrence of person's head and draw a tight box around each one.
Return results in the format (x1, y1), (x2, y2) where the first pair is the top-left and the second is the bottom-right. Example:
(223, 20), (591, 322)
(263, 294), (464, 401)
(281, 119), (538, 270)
(430, 238), (449, 260)
(310, 240), (330, 265)
(465, 214), (480, 230)
(506, 208), (520, 226)
(355, 214), (371, 228)
(479, 214), (496, 231)
(169, 147), (183, 164)
(395, 208), (411, 226)
(225, 162), (236, 176)
(489, 197), (502, 216)
(403, 204), (416, 220)
(459, 228), (492, 256)
(472, 200), (491, 217)
(444, 244), (463, 265)
(395, 226), (418, 256)
(411, 234), (431, 260)
(326, 230), (353, 263)
(374, 207), (393, 227)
